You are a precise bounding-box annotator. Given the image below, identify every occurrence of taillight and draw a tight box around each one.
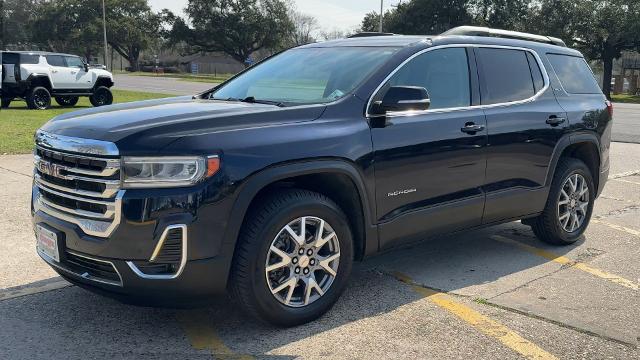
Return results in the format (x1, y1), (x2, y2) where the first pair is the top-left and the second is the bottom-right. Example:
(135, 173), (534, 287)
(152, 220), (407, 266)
(14, 66), (21, 81)
(605, 100), (613, 118)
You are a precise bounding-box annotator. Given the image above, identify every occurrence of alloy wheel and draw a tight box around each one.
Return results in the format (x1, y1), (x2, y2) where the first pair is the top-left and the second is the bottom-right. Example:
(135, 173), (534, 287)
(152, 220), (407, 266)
(557, 173), (589, 233)
(265, 216), (340, 307)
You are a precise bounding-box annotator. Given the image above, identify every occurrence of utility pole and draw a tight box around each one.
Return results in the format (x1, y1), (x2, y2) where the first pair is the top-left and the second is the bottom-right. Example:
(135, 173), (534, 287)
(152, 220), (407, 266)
(102, 0), (109, 70)
(379, 0), (383, 33)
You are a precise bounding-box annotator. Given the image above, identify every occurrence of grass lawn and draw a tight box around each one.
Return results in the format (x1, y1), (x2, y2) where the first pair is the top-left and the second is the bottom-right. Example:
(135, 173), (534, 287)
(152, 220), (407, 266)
(113, 70), (234, 84)
(611, 94), (640, 104)
(0, 89), (171, 154)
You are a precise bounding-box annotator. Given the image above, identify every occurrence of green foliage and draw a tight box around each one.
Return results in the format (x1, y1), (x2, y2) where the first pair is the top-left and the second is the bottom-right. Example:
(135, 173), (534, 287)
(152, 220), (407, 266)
(0, 90), (170, 154)
(531, 0), (640, 98)
(2, 0), (46, 50)
(16, 0), (161, 70)
(361, 0), (472, 34)
(167, 0), (294, 65)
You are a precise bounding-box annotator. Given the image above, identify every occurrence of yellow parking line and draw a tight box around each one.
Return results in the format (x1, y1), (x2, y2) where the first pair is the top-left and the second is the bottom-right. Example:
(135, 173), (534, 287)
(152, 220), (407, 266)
(612, 178), (640, 186)
(491, 235), (639, 291)
(175, 309), (254, 360)
(393, 272), (559, 360)
(592, 219), (640, 238)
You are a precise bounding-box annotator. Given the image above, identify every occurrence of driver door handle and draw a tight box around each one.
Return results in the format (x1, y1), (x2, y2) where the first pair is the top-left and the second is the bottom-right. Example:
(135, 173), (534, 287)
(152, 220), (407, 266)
(461, 123), (485, 134)
(546, 115), (566, 126)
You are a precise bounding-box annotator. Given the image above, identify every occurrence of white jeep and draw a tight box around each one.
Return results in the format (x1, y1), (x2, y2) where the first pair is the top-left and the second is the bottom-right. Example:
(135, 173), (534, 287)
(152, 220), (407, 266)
(1, 51), (114, 109)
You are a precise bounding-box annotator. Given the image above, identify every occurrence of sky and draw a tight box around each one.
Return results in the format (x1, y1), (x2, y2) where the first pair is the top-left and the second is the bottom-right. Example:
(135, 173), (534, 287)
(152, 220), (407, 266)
(148, 0), (402, 33)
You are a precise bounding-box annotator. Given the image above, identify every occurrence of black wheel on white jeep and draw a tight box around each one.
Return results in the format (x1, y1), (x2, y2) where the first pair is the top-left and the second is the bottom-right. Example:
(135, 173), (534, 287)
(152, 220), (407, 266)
(230, 189), (353, 327)
(26, 87), (52, 110)
(55, 96), (79, 107)
(1, 97), (13, 108)
(90, 86), (113, 107)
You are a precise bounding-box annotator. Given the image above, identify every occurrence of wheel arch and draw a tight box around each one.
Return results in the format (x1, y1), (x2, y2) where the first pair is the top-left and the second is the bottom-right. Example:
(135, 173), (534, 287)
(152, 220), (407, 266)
(94, 76), (114, 89)
(26, 74), (52, 90)
(219, 159), (378, 286)
(546, 133), (601, 191)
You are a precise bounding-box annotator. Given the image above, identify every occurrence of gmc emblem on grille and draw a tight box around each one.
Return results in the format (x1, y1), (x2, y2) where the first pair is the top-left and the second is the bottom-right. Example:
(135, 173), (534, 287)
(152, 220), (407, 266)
(37, 160), (65, 178)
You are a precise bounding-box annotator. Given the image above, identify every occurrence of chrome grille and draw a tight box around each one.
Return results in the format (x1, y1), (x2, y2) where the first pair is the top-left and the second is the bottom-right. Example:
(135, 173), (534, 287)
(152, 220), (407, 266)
(33, 132), (123, 238)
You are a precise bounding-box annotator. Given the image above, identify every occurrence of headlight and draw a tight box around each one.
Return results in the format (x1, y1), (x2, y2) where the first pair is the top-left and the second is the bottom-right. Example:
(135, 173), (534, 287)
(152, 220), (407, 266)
(121, 156), (220, 188)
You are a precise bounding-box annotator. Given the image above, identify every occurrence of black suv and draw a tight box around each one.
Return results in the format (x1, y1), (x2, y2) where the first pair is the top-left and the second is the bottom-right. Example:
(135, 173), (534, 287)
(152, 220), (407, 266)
(31, 26), (611, 326)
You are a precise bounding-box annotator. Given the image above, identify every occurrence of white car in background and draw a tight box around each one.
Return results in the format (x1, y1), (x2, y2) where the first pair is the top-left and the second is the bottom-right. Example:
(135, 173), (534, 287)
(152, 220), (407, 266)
(1, 51), (114, 109)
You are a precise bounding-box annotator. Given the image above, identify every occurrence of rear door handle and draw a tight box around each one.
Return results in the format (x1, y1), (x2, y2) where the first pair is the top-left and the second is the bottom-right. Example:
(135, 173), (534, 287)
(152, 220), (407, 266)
(546, 115), (566, 126)
(461, 123), (485, 134)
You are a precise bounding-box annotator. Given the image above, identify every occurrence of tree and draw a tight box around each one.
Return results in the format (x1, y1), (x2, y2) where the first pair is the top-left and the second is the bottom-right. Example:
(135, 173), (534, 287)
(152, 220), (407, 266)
(2, 0), (44, 50)
(106, 0), (162, 71)
(360, 0), (472, 35)
(469, 0), (530, 31)
(168, 0), (294, 67)
(533, 0), (640, 99)
(31, 0), (103, 60)
(289, 10), (319, 46)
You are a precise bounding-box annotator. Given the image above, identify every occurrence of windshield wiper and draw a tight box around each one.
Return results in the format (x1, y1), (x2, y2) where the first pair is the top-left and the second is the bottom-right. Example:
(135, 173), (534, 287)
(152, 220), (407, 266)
(209, 96), (286, 107)
(239, 96), (286, 107)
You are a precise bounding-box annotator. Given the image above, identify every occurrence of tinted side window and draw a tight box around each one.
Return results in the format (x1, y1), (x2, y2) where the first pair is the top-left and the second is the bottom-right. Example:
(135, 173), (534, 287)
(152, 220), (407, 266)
(526, 52), (545, 92)
(477, 48), (535, 104)
(386, 47), (470, 109)
(20, 54), (40, 64)
(2, 53), (19, 64)
(65, 56), (84, 68)
(547, 54), (601, 94)
(46, 55), (66, 67)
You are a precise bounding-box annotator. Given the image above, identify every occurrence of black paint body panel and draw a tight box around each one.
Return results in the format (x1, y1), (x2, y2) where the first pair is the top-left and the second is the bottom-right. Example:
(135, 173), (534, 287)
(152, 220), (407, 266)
(32, 35), (611, 298)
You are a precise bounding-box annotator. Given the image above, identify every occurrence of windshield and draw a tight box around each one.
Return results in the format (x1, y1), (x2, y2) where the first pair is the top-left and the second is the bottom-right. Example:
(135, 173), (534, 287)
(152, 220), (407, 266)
(211, 47), (398, 106)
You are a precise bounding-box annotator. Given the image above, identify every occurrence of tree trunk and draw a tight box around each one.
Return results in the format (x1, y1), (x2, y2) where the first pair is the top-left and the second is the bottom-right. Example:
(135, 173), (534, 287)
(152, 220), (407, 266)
(128, 50), (139, 72)
(602, 54), (614, 100)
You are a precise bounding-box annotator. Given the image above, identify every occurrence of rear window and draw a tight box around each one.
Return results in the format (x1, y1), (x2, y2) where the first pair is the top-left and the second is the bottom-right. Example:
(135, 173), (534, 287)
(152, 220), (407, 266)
(476, 48), (536, 105)
(1, 53), (40, 65)
(547, 54), (601, 94)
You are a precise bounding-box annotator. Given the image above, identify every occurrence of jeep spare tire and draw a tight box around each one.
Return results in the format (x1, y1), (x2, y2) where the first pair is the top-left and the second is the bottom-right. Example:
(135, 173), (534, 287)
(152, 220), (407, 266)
(90, 86), (113, 107)
(55, 96), (79, 107)
(26, 87), (52, 110)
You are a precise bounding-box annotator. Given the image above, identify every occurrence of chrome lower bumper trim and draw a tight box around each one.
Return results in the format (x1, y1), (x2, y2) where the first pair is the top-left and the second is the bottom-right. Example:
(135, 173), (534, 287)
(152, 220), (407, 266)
(38, 248), (123, 287)
(126, 224), (188, 280)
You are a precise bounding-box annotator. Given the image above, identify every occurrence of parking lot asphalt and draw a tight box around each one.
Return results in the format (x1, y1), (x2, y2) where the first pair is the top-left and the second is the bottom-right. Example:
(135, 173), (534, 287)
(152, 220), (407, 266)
(0, 142), (638, 359)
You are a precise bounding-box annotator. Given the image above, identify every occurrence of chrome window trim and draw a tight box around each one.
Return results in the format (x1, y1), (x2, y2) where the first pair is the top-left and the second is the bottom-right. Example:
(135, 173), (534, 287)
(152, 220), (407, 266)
(365, 44), (551, 118)
(37, 248), (123, 287)
(33, 190), (125, 238)
(35, 130), (119, 156)
(126, 224), (188, 280)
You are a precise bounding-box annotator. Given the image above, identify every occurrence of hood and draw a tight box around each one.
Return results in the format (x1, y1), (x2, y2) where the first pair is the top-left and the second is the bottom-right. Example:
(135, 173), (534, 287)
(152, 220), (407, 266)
(39, 96), (326, 154)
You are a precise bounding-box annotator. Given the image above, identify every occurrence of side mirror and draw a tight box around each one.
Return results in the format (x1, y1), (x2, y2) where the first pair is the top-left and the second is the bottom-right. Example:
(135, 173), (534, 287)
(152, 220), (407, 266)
(84, 63), (89, 72)
(372, 86), (430, 114)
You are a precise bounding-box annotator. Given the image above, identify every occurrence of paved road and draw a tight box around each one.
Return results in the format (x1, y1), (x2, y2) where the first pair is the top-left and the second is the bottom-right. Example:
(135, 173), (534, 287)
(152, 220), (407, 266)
(113, 75), (640, 143)
(0, 142), (639, 359)
(612, 102), (640, 143)
(113, 74), (214, 95)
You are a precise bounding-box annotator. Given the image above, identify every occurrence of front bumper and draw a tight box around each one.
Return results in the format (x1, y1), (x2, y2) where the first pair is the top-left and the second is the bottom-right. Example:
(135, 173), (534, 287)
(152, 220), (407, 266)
(38, 247), (230, 304)
(31, 178), (238, 303)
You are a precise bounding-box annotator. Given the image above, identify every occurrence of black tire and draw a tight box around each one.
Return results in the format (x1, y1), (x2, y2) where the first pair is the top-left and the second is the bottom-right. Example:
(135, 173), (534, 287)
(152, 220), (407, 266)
(26, 87), (51, 110)
(529, 158), (595, 245)
(89, 86), (113, 107)
(1, 97), (12, 109)
(55, 96), (79, 107)
(230, 188), (353, 327)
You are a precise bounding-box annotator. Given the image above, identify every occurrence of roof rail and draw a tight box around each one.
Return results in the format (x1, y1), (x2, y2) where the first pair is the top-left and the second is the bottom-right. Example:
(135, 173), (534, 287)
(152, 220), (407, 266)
(348, 32), (395, 38)
(442, 26), (566, 47)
